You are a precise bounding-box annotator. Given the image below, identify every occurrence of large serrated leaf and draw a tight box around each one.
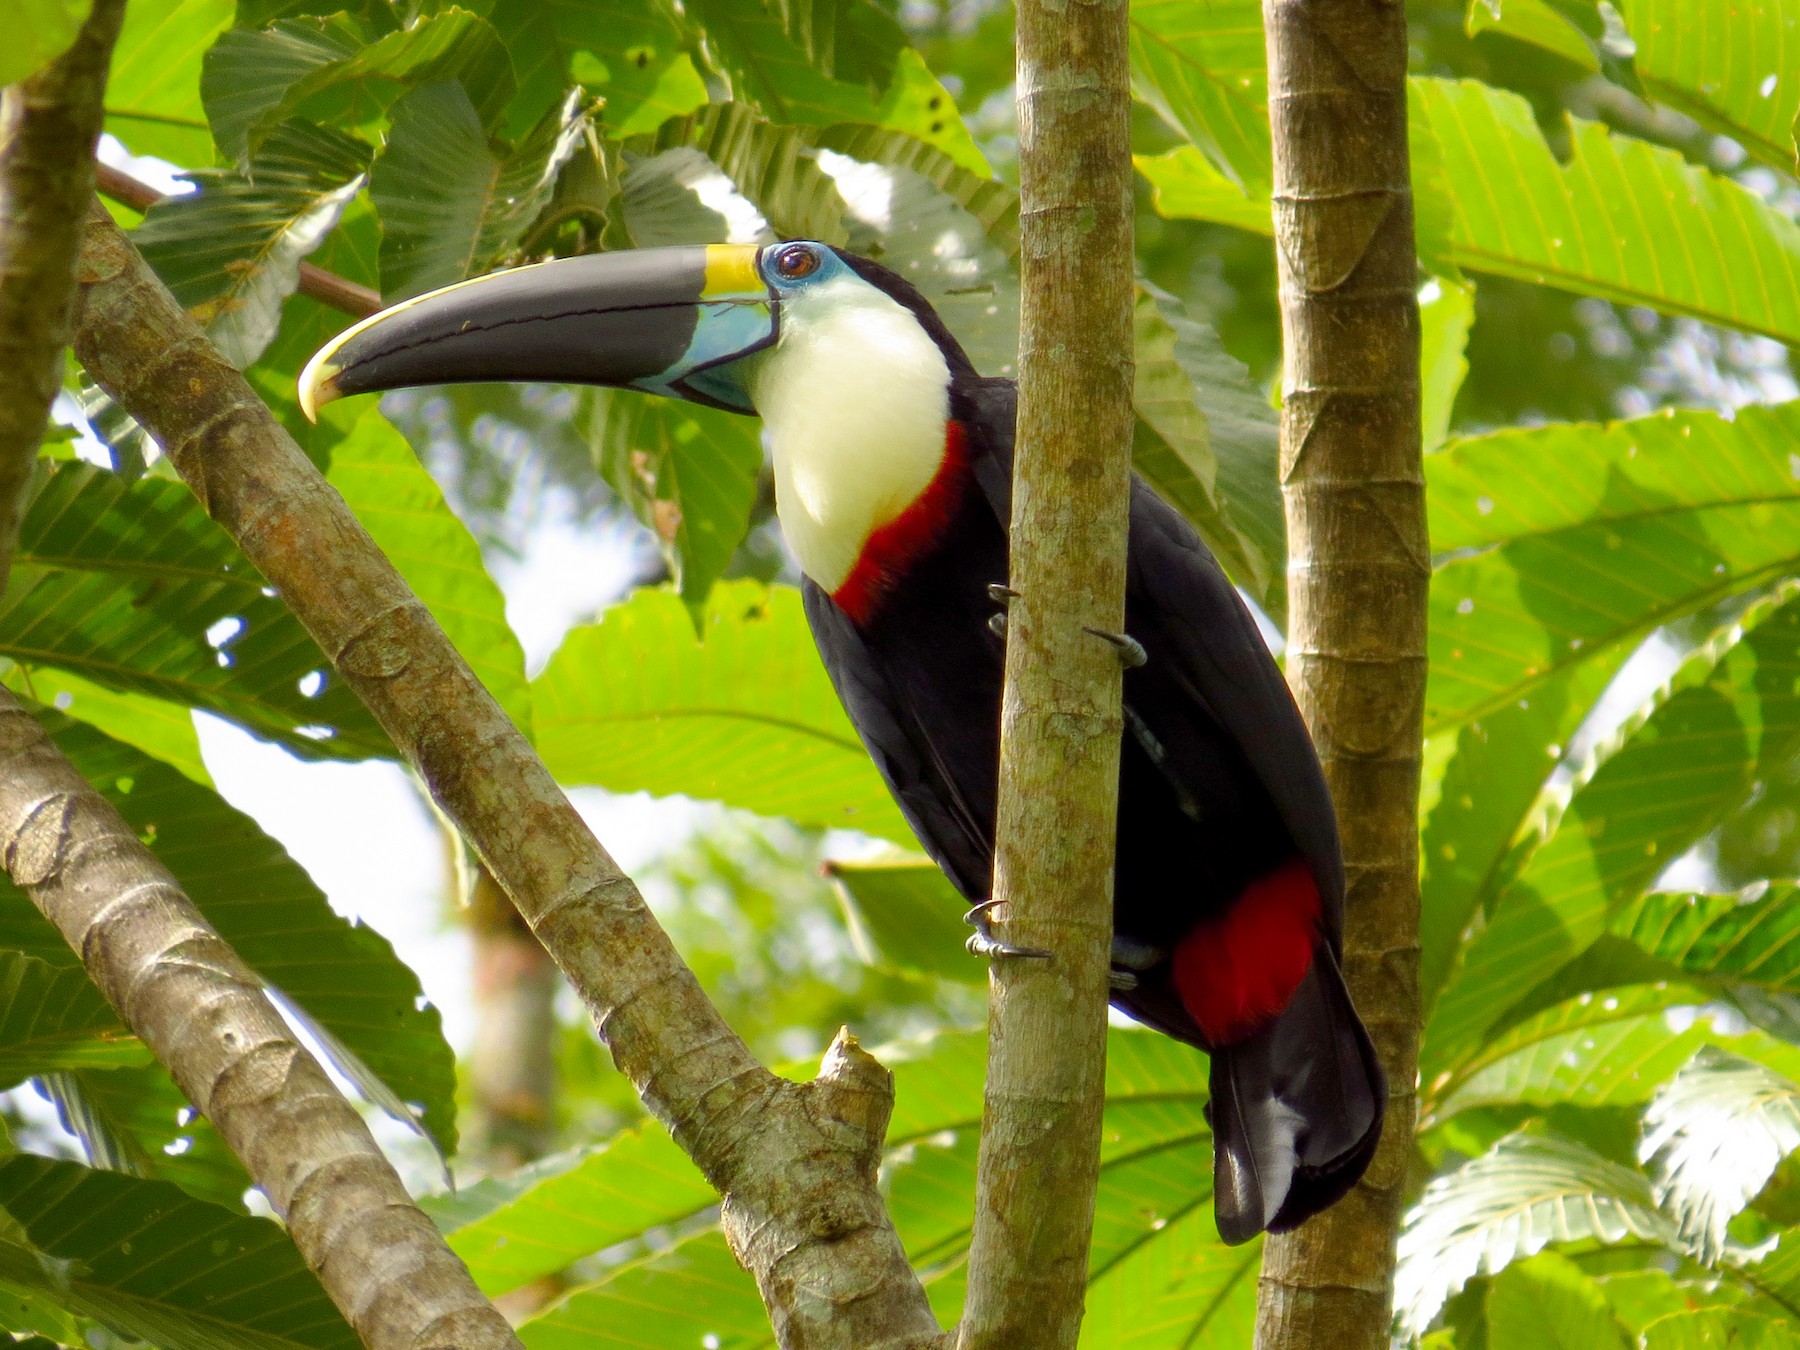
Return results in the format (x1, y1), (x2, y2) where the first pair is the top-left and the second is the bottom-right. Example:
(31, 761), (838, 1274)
(0, 461), (390, 761)
(134, 119), (369, 369)
(532, 581), (914, 843)
(372, 81), (586, 299)
(203, 7), (513, 166)
(1486, 1251), (1632, 1350)
(0, 1155), (356, 1350)
(0, 708), (457, 1154)
(1427, 590), (1800, 1074)
(1395, 1131), (1680, 1339)
(1641, 1048), (1800, 1263)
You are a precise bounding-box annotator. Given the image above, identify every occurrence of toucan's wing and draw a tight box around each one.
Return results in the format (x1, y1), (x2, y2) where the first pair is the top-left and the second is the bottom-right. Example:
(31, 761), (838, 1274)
(802, 577), (994, 900)
(958, 378), (1345, 936)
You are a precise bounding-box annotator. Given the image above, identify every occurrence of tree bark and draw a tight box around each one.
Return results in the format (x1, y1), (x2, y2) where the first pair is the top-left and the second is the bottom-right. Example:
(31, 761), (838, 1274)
(955, 0), (1134, 1344)
(467, 864), (558, 1169)
(0, 0), (125, 596)
(1255, 2), (1425, 1347)
(0, 690), (522, 1350)
(71, 204), (949, 1350)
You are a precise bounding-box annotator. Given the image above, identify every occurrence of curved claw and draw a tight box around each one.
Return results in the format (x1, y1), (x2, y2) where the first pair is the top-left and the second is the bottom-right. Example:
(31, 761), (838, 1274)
(1084, 627), (1147, 668)
(964, 898), (1051, 961)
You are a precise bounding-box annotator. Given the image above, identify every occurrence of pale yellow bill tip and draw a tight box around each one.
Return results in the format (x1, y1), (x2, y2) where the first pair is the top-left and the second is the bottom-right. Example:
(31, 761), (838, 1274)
(296, 351), (341, 424)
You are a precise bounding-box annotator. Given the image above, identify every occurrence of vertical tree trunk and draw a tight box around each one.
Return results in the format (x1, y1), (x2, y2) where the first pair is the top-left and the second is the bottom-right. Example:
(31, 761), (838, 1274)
(467, 864), (558, 1168)
(956, 0), (1134, 1343)
(1255, 2), (1425, 1347)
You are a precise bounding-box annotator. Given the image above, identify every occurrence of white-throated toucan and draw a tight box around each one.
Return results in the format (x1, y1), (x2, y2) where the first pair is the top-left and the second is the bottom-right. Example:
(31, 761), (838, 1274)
(300, 240), (1385, 1243)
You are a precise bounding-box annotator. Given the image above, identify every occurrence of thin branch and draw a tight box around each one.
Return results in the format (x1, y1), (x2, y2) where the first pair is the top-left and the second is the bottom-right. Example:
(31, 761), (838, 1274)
(0, 688), (522, 1350)
(93, 161), (381, 318)
(955, 0), (1135, 1342)
(0, 1), (127, 595)
(71, 203), (950, 1350)
(1255, 0), (1426, 1346)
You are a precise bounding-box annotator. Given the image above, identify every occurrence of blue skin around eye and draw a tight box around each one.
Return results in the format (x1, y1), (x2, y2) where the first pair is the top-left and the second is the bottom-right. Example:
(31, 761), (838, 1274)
(631, 243), (842, 411)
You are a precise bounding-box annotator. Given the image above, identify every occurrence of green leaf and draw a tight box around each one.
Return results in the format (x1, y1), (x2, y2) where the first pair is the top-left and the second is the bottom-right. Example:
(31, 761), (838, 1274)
(1420, 277), (1475, 453)
(0, 1155), (357, 1350)
(0, 955), (144, 1086)
(1395, 1131), (1681, 1339)
(539, 0), (716, 140)
(1127, 0), (1269, 189)
(532, 581), (915, 844)
(825, 855), (977, 985)
(632, 103), (851, 245)
(202, 8), (514, 167)
(0, 708), (457, 1155)
(1412, 76), (1800, 344)
(1642, 1048), (1800, 1263)
(1426, 402), (1800, 737)
(1486, 1251), (1632, 1350)
(1144, 76), (1800, 345)
(371, 81), (586, 299)
(1613, 886), (1800, 994)
(104, 0), (234, 166)
(1132, 281), (1284, 617)
(424, 1129), (716, 1296)
(517, 1229), (768, 1350)
(134, 119), (369, 369)
(763, 0), (906, 90)
(1641, 1309), (1800, 1350)
(1619, 0), (1800, 172)
(1427, 591), (1800, 1073)
(589, 392), (762, 620)
(53, 1064), (252, 1210)
(1, 667), (209, 787)
(7, 1), (94, 87)
(1464, 0), (1599, 73)
(324, 407), (532, 738)
(0, 461), (391, 761)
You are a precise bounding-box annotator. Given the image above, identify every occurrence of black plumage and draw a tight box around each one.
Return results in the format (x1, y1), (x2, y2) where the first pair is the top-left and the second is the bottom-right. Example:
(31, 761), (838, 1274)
(805, 257), (1385, 1243)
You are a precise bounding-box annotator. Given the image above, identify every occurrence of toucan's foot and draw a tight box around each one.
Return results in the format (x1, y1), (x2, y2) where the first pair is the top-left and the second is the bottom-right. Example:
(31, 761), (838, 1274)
(1108, 968), (1139, 992)
(987, 583), (1019, 606)
(1084, 627), (1147, 668)
(988, 612), (1007, 639)
(963, 900), (1051, 961)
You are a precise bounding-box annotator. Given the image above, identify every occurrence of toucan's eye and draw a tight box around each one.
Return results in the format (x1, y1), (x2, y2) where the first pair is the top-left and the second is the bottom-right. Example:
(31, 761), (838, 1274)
(772, 243), (821, 281)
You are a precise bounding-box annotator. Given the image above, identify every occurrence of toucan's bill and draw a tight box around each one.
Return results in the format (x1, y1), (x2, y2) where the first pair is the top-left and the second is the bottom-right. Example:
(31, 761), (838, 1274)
(298, 244), (773, 421)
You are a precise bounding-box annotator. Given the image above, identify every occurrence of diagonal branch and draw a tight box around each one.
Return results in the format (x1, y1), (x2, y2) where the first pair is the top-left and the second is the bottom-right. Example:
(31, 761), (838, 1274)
(71, 202), (950, 1350)
(0, 688), (522, 1350)
(955, 0), (1135, 1343)
(0, 1), (127, 597)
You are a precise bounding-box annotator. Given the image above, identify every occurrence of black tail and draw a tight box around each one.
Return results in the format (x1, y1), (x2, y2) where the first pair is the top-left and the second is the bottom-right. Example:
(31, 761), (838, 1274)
(1208, 943), (1384, 1245)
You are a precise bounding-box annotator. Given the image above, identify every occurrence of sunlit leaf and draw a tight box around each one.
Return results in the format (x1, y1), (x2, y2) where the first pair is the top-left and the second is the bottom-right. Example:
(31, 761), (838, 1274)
(1395, 1131), (1680, 1339)
(825, 855), (975, 985)
(1, 666), (209, 786)
(532, 580), (915, 843)
(1641, 1048), (1800, 1263)
(104, 0), (234, 165)
(1640, 1308), (1800, 1350)
(134, 119), (368, 369)
(1127, 0), (1268, 189)
(1463, 0), (1598, 73)
(1420, 277), (1475, 453)
(8, 0), (94, 87)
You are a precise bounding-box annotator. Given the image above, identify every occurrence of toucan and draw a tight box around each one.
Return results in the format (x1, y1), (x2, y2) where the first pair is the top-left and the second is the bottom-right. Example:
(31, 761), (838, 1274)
(299, 241), (1385, 1242)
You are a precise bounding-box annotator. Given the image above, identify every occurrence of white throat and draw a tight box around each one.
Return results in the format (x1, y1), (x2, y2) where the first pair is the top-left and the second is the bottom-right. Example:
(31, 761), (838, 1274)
(751, 275), (951, 593)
